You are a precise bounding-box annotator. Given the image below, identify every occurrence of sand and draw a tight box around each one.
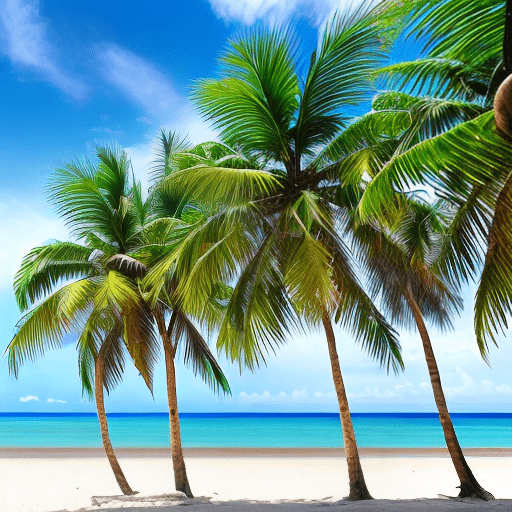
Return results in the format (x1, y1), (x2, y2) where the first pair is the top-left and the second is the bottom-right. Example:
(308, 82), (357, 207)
(1, 449), (511, 512)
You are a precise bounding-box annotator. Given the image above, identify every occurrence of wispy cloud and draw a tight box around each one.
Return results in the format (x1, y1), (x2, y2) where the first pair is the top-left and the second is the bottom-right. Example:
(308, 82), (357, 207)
(95, 43), (180, 121)
(47, 398), (67, 403)
(239, 388), (337, 404)
(207, 0), (374, 26)
(94, 42), (218, 143)
(0, 0), (87, 99)
(91, 126), (123, 135)
(20, 395), (39, 402)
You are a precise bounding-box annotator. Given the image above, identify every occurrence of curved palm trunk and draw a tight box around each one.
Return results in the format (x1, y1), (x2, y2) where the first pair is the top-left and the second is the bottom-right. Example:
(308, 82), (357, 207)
(404, 287), (493, 500)
(95, 355), (137, 495)
(322, 313), (373, 501)
(156, 311), (193, 498)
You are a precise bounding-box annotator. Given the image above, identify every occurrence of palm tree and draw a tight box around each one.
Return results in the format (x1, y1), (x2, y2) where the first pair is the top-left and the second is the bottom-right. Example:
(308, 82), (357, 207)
(361, 0), (512, 356)
(7, 144), (230, 499)
(147, 6), (403, 500)
(6, 146), (160, 495)
(113, 136), (231, 497)
(354, 198), (493, 499)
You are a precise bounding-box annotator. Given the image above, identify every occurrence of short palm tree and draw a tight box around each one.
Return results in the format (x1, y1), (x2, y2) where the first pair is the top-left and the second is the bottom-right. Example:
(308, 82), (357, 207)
(354, 198), (493, 499)
(7, 146), (159, 495)
(148, 6), (404, 500)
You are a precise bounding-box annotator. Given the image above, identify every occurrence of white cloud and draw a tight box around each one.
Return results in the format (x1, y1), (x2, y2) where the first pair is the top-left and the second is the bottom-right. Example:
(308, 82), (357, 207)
(0, 198), (67, 290)
(207, 0), (376, 26)
(239, 389), (339, 404)
(95, 43), (180, 121)
(291, 388), (308, 400)
(94, 43), (217, 145)
(347, 386), (396, 399)
(91, 127), (123, 135)
(445, 366), (474, 397)
(47, 398), (67, 403)
(482, 380), (512, 395)
(0, 0), (87, 99)
(20, 395), (38, 402)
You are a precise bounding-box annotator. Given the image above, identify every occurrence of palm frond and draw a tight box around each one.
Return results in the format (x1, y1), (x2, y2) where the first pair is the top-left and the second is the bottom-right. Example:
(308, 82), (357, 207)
(150, 130), (191, 182)
(405, 0), (504, 68)
(296, 1), (386, 153)
(174, 311), (231, 394)
(217, 227), (299, 371)
(193, 28), (299, 162)
(160, 165), (281, 209)
(358, 112), (512, 222)
(6, 278), (97, 377)
(475, 173), (512, 358)
(321, 229), (404, 374)
(14, 241), (95, 311)
(376, 58), (494, 101)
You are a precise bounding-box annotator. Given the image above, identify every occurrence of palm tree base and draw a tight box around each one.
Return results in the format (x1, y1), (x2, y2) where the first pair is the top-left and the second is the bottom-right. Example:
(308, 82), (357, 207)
(457, 484), (494, 501)
(347, 484), (373, 501)
(176, 483), (193, 499)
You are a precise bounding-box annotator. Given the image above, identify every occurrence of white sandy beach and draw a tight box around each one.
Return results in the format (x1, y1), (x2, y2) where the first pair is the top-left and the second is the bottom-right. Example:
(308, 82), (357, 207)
(1, 449), (512, 512)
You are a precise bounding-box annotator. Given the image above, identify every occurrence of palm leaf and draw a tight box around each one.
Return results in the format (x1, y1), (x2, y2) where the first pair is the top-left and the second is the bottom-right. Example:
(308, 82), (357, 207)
(193, 28), (299, 162)
(475, 172), (512, 357)
(6, 278), (97, 377)
(296, 2), (386, 154)
(174, 311), (231, 394)
(14, 241), (95, 311)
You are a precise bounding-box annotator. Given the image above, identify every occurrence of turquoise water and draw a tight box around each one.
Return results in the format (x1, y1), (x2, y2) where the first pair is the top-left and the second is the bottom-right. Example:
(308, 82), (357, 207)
(2, 413), (512, 448)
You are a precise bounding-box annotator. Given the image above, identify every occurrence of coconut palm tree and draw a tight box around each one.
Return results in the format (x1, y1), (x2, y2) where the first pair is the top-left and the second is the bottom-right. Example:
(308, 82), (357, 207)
(146, 6), (404, 500)
(6, 146), (160, 495)
(7, 144), (230, 499)
(353, 197), (494, 499)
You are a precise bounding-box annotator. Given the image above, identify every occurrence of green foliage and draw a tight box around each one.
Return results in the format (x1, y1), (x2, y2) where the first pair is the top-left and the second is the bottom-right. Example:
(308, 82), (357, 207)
(8, 144), (230, 400)
(161, 5), (407, 376)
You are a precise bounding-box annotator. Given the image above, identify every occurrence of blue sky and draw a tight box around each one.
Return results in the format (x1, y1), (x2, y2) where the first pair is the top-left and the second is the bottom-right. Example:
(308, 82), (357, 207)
(1, 0), (512, 414)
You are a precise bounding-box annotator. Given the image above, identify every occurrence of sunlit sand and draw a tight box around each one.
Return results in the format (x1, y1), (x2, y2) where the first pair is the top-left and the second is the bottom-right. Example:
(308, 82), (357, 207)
(1, 448), (511, 511)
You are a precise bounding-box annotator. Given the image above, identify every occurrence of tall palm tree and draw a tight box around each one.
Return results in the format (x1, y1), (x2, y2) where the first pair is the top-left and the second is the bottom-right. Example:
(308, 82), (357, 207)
(147, 6), (403, 500)
(353, 198), (493, 499)
(6, 146), (160, 495)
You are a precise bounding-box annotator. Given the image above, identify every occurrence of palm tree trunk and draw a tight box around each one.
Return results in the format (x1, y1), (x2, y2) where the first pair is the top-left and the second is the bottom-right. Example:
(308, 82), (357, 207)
(95, 354), (137, 496)
(156, 310), (193, 498)
(404, 287), (494, 500)
(322, 313), (373, 501)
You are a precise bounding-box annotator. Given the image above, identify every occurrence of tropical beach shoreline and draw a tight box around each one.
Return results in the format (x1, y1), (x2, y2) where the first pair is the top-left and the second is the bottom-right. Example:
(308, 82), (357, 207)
(2, 450), (512, 512)
(3, 447), (512, 458)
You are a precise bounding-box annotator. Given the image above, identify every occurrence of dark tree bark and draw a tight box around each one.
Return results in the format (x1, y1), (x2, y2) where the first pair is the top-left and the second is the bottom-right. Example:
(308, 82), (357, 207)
(322, 313), (373, 501)
(95, 353), (138, 495)
(404, 287), (494, 500)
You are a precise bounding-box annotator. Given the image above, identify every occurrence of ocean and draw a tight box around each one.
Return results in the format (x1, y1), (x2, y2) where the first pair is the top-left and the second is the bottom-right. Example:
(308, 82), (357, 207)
(2, 413), (512, 448)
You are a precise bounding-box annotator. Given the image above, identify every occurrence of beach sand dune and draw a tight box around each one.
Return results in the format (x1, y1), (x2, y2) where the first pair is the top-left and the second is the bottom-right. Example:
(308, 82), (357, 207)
(1, 450), (511, 512)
